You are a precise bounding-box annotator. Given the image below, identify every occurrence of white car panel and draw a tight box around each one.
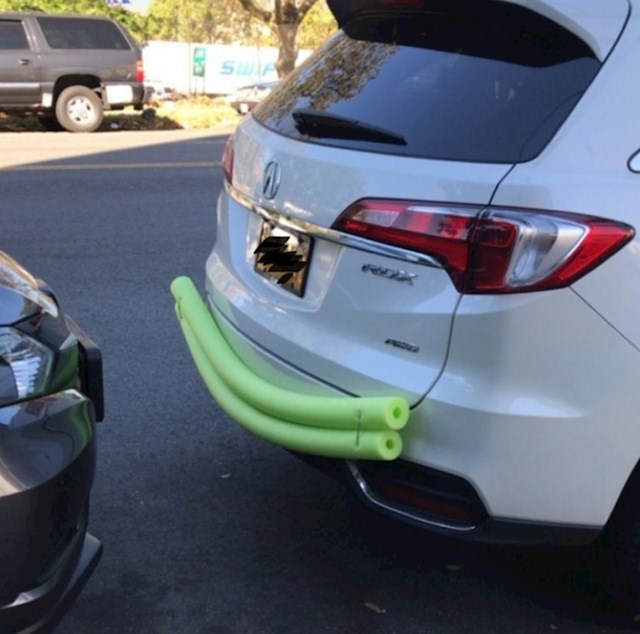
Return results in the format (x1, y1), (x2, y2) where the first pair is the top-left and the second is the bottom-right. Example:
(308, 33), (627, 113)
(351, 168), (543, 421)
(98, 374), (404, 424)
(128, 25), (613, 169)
(213, 119), (515, 402)
(491, 11), (640, 348)
(207, 193), (460, 402)
(406, 289), (640, 526)
(572, 252), (640, 351)
(232, 117), (511, 228)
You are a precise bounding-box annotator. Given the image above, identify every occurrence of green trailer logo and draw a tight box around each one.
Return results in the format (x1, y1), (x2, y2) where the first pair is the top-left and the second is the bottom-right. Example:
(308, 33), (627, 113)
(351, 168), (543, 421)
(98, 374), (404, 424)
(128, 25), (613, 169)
(193, 47), (206, 77)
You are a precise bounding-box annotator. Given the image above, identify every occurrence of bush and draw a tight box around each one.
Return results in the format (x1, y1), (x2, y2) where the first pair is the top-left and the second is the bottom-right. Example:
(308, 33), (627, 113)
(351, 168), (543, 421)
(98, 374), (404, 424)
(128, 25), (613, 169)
(0, 97), (241, 132)
(153, 96), (240, 129)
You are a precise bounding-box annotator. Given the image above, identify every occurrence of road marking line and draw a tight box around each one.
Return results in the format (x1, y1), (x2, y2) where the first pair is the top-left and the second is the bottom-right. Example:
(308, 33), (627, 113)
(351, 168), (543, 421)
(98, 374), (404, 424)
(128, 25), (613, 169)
(1, 161), (221, 171)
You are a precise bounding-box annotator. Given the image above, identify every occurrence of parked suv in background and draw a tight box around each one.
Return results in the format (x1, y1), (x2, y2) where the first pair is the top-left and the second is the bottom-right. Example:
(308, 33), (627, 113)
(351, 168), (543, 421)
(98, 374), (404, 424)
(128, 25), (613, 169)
(0, 12), (149, 132)
(173, 0), (640, 602)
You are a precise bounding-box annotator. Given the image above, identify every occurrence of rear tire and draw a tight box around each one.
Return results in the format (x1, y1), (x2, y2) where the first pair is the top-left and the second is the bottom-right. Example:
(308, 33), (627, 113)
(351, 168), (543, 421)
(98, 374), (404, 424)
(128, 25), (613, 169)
(55, 86), (103, 133)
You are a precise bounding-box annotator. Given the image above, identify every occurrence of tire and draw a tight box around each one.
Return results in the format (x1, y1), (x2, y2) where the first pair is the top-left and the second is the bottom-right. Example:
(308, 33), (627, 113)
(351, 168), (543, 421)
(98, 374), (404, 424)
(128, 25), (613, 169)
(54, 86), (103, 133)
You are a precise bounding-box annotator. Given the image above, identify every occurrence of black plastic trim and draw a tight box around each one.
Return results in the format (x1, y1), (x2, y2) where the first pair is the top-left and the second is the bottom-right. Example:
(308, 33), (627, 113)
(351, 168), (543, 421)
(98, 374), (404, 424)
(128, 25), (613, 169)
(290, 452), (601, 547)
(64, 315), (104, 422)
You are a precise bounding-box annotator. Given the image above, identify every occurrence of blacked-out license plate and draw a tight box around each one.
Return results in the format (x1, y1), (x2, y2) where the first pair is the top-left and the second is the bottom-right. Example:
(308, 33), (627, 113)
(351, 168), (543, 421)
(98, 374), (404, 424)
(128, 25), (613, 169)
(254, 222), (313, 297)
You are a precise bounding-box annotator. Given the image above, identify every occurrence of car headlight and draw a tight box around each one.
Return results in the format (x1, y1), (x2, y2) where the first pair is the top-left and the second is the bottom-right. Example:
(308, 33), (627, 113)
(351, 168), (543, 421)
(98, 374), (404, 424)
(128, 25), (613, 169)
(0, 328), (54, 406)
(0, 252), (58, 319)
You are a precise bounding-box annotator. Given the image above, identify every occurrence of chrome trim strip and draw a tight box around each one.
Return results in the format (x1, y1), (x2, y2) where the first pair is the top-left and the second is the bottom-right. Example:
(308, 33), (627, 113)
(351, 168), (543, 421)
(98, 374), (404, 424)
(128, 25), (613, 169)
(346, 461), (477, 533)
(0, 82), (39, 89)
(226, 182), (442, 268)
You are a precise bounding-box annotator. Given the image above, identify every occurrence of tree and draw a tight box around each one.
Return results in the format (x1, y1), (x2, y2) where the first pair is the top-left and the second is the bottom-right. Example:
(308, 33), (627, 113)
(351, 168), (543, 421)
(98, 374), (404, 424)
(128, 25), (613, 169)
(145, 0), (336, 50)
(146, 0), (252, 44)
(0, 0), (147, 40)
(235, 0), (320, 77)
(297, 0), (336, 50)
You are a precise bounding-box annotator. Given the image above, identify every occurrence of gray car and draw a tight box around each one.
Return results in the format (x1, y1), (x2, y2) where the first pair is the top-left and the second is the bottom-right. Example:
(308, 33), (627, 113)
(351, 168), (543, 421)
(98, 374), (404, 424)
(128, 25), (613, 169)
(229, 81), (278, 114)
(0, 252), (103, 633)
(0, 12), (150, 132)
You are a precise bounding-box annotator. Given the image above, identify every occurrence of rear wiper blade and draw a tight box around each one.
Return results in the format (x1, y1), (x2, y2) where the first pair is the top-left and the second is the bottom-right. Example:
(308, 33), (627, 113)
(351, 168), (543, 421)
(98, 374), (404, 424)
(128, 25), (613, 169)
(292, 108), (407, 146)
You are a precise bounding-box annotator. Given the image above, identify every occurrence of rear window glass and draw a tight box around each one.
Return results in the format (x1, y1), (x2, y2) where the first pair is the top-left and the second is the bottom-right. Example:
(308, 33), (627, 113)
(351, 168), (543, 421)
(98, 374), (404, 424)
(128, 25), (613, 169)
(37, 17), (130, 50)
(0, 21), (29, 50)
(253, 3), (600, 163)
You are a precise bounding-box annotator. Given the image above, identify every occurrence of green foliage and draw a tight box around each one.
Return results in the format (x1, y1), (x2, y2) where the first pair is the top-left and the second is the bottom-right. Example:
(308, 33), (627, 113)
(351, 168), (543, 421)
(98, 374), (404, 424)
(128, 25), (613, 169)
(0, 0), (336, 55)
(233, 0), (328, 75)
(145, 0), (255, 44)
(297, 0), (337, 49)
(0, 0), (105, 11)
(0, 0), (147, 40)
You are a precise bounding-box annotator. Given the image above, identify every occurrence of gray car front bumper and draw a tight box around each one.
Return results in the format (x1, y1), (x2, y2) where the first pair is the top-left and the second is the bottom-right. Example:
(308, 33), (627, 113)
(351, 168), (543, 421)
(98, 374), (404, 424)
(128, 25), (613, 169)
(0, 389), (100, 633)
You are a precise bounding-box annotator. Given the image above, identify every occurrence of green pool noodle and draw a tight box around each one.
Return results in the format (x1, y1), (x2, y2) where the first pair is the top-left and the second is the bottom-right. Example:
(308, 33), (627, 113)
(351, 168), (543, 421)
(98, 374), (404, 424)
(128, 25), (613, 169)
(179, 310), (402, 460)
(171, 276), (409, 432)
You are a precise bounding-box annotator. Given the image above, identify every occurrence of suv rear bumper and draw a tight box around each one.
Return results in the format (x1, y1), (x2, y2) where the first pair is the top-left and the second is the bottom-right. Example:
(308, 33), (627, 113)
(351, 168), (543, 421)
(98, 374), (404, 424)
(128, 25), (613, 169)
(135, 84), (154, 108)
(171, 275), (410, 461)
(101, 82), (151, 110)
(294, 453), (601, 547)
(183, 267), (640, 532)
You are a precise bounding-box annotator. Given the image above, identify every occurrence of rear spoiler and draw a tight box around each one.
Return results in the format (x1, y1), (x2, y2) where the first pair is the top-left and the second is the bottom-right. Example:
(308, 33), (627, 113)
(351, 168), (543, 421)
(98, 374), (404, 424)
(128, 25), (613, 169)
(327, 0), (461, 30)
(326, 0), (630, 62)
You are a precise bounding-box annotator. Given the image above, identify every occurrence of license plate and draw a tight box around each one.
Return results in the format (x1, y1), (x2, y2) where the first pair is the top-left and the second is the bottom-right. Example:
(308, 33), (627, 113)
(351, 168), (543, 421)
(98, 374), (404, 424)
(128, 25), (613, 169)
(254, 221), (313, 297)
(105, 84), (134, 105)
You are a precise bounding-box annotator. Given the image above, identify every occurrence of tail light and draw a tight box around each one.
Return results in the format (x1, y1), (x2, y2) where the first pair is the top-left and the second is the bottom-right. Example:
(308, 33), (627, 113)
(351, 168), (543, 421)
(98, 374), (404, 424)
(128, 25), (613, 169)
(222, 134), (234, 184)
(333, 199), (635, 293)
(135, 59), (144, 83)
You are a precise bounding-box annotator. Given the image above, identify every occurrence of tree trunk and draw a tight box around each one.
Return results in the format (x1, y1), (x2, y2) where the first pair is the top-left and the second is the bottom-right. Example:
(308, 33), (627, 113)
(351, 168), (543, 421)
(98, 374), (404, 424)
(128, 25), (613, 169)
(275, 22), (299, 77)
(237, 0), (319, 78)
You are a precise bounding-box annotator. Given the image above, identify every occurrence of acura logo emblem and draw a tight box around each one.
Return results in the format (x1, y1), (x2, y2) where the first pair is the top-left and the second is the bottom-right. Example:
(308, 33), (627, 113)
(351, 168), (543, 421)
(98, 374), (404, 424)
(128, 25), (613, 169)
(262, 161), (281, 200)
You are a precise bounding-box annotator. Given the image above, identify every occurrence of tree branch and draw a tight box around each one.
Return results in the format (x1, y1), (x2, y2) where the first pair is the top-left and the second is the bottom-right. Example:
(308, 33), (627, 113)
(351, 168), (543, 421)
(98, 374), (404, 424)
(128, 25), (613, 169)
(297, 0), (319, 22)
(236, 0), (272, 24)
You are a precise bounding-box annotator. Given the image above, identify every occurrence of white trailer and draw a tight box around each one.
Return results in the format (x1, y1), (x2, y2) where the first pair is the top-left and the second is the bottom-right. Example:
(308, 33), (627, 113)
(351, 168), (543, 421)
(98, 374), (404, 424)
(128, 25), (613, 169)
(143, 41), (311, 96)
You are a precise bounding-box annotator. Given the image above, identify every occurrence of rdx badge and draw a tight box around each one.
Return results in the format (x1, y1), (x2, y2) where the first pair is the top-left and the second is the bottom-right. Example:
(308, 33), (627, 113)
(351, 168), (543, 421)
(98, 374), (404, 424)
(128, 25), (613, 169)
(361, 263), (417, 285)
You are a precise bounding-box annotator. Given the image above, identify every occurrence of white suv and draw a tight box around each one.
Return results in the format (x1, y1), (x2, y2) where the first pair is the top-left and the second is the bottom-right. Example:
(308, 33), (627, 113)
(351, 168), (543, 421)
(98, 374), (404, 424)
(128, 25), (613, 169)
(172, 0), (640, 599)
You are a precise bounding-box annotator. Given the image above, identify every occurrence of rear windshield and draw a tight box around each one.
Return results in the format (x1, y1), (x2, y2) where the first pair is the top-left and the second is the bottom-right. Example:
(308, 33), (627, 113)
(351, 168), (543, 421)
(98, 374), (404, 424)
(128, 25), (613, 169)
(253, 3), (600, 163)
(37, 17), (131, 50)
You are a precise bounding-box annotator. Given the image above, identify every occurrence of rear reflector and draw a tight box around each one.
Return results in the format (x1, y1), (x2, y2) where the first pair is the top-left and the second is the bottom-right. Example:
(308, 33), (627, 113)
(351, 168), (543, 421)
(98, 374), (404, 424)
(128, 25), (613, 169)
(333, 199), (635, 293)
(356, 460), (487, 526)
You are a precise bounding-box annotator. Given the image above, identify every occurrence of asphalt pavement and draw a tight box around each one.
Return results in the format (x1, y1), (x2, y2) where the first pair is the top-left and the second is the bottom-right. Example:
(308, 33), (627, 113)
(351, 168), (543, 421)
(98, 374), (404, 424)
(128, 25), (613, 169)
(1, 129), (639, 634)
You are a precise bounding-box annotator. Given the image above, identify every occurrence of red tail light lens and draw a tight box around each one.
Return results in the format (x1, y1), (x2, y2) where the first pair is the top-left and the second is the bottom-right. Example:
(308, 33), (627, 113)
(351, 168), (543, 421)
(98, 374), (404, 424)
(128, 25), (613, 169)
(336, 200), (479, 290)
(222, 135), (234, 184)
(333, 199), (635, 293)
(135, 59), (144, 83)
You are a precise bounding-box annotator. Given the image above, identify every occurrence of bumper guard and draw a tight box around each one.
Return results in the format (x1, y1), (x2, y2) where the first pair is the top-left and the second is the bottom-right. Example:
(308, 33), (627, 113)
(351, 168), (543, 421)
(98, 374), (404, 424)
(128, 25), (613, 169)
(170, 276), (409, 460)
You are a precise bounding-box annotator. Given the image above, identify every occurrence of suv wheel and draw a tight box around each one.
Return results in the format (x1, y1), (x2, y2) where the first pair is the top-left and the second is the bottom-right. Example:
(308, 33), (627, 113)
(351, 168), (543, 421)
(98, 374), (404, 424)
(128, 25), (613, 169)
(55, 86), (103, 133)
